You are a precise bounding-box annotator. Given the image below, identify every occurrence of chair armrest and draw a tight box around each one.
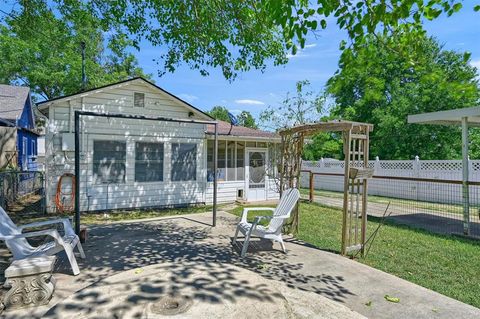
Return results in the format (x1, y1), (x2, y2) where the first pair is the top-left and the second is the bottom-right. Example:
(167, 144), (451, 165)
(240, 207), (275, 223)
(18, 218), (73, 235)
(1, 229), (63, 243)
(253, 215), (272, 224)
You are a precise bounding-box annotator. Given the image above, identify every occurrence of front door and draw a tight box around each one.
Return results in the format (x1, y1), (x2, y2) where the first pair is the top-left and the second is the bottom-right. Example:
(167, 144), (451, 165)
(247, 150), (267, 201)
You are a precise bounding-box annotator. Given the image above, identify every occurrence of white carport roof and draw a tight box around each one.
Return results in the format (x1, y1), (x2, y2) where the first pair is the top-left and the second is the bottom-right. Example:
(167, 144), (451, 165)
(408, 106), (480, 236)
(407, 106), (480, 127)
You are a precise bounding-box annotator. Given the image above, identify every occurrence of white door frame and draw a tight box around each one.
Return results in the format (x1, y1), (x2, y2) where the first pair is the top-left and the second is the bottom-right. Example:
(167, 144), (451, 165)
(245, 147), (268, 201)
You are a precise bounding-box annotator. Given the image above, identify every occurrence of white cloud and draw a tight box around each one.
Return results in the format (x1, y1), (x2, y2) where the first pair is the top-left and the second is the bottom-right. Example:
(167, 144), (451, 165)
(286, 51), (309, 59)
(234, 99), (265, 106)
(470, 59), (480, 69)
(177, 93), (198, 103)
(286, 43), (318, 59)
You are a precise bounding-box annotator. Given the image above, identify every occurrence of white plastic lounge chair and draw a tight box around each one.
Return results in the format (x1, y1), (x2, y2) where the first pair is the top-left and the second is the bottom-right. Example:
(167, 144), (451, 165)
(0, 206), (85, 275)
(233, 188), (300, 257)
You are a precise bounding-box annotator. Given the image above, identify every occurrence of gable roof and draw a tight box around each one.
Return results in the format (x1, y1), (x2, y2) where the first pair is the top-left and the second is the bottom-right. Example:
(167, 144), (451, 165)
(0, 84), (31, 126)
(36, 77), (213, 120)
(206, 120), (279, 140)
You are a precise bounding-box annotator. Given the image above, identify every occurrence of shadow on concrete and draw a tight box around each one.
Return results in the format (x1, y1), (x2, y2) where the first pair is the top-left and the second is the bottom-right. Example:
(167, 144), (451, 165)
(37, 215), (354, 318)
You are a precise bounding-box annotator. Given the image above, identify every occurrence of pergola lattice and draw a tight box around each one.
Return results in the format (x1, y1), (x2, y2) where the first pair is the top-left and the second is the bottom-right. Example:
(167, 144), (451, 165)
(279, 120), (374, 256)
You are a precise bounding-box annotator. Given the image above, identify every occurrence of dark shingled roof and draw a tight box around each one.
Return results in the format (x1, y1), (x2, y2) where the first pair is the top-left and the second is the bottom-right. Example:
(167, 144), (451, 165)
(206, 120), (279, 139)
(0, 84), (30, 125)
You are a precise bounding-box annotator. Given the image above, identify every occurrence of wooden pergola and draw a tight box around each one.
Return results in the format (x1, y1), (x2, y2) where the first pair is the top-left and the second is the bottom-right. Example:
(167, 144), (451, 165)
(278, 120), (374, 256)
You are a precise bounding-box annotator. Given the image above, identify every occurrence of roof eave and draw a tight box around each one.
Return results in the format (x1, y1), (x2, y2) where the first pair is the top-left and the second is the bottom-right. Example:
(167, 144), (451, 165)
(205, 134), (281, 142)
(36, 77), (213, 121)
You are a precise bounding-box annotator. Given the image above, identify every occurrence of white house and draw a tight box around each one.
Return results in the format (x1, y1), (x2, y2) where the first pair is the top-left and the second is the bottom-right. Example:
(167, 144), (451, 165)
(37, 77), (280, 213)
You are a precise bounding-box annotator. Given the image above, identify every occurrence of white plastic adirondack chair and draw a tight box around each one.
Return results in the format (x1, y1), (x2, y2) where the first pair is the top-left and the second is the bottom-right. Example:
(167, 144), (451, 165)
(233, 188), (300, 257)
(0, 206), (85, 275)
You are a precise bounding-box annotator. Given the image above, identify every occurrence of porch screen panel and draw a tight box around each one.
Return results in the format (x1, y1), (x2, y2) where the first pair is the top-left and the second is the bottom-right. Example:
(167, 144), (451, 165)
(93, 141), (126, 183)
(135, 142), (164, 182)
(236, 142), (245, 180)
(227, 141), (236, 181)
(207, 140), (214, 181)
(217, 141), (226, 181)
(171, 143), (197, 181)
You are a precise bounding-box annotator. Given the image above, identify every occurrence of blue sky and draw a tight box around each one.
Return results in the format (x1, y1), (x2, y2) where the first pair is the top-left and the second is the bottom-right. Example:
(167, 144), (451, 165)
(138, 9), (480, 121)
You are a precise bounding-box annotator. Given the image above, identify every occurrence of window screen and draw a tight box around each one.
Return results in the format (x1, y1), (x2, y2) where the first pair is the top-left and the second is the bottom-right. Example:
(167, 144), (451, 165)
(135, 142), (164, 182)
(207, 140), (214, 181)
(171, 143), (197, 181)
(217, 140), (226, 181)
(134, 92), (145, 107)
(227, 141), (236, 181)
(236, 142), (245, 180)
(93, 141), (126, 183)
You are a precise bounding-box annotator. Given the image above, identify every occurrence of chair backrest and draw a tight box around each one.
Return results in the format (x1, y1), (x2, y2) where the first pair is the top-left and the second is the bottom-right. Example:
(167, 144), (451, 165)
(0, 206), (33, 258)
(268, 188), (300, 232)
(0, 206), (21, 236)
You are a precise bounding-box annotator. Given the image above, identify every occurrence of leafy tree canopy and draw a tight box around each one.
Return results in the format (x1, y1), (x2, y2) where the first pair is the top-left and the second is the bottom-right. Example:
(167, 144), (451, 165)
(2, 1), (477, 81)
(260, 80), (340, 159)
(327, 33), (480, 160)
(237, 111), (258, 129)
(207, 106), (258, 129)
(207, 106), (230, 122)
(260, 80), (325, 130)
(0, 1), (149, 99)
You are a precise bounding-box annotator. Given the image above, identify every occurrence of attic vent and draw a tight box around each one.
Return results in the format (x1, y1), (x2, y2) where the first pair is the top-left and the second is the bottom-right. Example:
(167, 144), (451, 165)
(134, 92), (145, 107)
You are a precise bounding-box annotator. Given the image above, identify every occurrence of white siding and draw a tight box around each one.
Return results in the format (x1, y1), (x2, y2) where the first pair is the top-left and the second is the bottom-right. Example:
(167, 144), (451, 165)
(45, 80), (208, 212)
(44, 79), (281, 212)
(206, 181), (245, 203)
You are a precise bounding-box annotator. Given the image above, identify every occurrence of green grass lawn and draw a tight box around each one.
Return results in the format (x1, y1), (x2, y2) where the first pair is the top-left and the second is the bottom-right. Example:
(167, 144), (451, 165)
(11, 205), (215, 225)
(227, 201), (480, 308)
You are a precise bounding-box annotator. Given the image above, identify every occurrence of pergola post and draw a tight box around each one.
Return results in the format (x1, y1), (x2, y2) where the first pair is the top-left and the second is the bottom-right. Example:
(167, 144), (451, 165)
(461, 117), (470, 235)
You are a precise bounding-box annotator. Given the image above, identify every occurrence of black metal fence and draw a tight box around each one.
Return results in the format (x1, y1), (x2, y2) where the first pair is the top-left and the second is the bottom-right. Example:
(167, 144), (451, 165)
(0, 171), (45, 214)
(301, 171), (480, 239)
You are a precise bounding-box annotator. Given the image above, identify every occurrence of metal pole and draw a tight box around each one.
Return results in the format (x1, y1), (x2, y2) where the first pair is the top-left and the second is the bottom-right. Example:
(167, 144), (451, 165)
(213, 123), (218, 227)
(80, 42), (86, 91)
(74, 111), (81, 235)
(461, 117), (470, 235)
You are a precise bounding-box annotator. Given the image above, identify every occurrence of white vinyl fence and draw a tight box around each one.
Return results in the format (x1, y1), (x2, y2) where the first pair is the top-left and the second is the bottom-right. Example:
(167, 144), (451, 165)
(300, 157), (480, 205)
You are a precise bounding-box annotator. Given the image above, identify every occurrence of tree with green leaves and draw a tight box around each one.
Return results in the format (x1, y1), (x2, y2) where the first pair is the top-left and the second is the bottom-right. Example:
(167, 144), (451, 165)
(207, 106), (258, 128)
(260, 80), (325, 130)
(260, 80), (341, 160)
(207, 106), (230, 122)
(2, 1), (477, 81)
(327, 33), (480, 160)
(237, 111), (258, 129)
(0, 1), (149, 99)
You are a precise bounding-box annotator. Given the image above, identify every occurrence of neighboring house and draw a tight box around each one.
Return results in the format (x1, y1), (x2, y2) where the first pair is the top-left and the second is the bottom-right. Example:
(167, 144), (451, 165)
(37, 77), (280, 213)
(0, 85), (39, 171)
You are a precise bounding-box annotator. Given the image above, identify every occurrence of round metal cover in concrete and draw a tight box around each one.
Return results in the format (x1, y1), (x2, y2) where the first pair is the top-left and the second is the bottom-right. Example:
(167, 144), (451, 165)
(45, 262), (365, 319)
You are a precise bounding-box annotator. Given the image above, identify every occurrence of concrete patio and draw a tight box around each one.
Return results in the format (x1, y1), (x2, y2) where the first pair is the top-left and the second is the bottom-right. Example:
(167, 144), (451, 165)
(1, 210), (479, 319)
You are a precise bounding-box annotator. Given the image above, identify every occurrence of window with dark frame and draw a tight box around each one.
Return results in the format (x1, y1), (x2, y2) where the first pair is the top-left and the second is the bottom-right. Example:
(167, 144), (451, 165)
(171, 143), (197, 181)
(93, 140), (126, 183)
(134, 92), (145, 107)
(135, 142), (164, 182)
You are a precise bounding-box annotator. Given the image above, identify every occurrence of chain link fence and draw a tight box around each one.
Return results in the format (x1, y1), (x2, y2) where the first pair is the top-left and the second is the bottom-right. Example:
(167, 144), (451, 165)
(301, 158), (480, 238)
(0, 171), (45, 214)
